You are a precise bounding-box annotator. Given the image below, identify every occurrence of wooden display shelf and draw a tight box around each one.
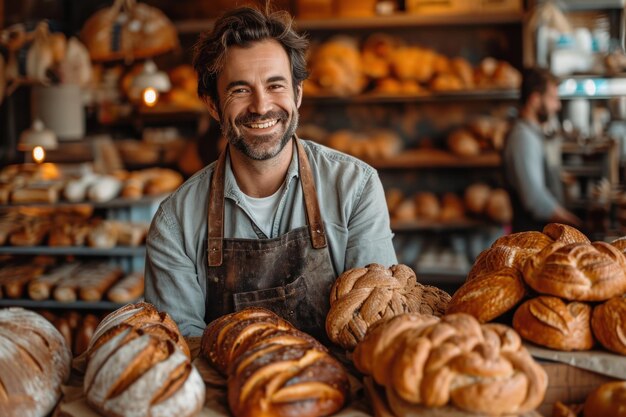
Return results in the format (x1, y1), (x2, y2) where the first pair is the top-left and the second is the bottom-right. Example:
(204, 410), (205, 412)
(0, 299), (129, 310)
(0, 246), (146, 256)
(370, 149), (501, 169)
(302, 89), (519, 104)
(175, 12), (524, 34)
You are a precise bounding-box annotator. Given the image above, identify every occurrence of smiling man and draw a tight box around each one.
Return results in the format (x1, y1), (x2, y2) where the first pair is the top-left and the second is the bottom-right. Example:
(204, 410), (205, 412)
(144, 6), (397, 339)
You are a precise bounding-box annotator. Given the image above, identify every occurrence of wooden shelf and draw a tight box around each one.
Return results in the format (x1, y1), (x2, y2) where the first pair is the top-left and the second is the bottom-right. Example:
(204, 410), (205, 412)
(0, 246), (146, 257)
(302, 89), (519, 104)
(0, 194), (167, 210)
(0, 298), (131, 310)
(392, 218), (501, 232)
(174, 12), (524, 34)
(369, 149), (501, 169)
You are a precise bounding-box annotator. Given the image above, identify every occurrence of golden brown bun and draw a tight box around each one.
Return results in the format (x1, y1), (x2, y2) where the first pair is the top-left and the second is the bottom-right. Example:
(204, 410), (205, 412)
(524, 241), (626, 301)
(451, 57), (474, 88)
(485, 188), (513, 223)
(583, 381), (626, 417)
(201, 307), (349, 417)
(439, 192), (465, 222)
(447, 266), (526, 322)
(447, 129), (480, 157)
(414, 192), (440, 220)
(429, 73), (463, 91)
(513, 296), (594, 351)
(353, 313), (548, 416)
(464, 183), (491, 214)
(325, 263), (450, 350)
(591, 295), (626, 355)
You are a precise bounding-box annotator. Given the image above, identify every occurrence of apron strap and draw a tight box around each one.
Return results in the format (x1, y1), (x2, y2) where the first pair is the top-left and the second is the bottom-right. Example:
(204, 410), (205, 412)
(295, 138), (327, 249)
(207, 137), (328, 267)
(207, 146), (227, 266)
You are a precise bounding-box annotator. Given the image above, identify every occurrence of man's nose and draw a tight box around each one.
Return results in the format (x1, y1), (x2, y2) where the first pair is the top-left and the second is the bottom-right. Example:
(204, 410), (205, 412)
(248, 90), (272, 115)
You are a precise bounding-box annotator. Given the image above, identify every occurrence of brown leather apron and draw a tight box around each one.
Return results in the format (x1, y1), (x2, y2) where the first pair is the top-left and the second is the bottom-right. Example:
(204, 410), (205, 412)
(206, 138), (336, 341)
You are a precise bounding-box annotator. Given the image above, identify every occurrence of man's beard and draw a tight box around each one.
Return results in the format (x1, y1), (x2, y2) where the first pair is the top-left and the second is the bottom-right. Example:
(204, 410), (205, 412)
(220, 109), (299, 161)
(537, 102), (549, 124)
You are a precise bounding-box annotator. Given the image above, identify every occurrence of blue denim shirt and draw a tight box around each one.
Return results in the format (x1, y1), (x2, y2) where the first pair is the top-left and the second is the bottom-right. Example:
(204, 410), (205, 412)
(144, 139), (397, 336)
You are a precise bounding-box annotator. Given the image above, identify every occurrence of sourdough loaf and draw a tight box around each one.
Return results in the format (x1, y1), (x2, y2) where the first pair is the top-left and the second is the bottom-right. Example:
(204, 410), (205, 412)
(201, 307), (349, 417)
(0, 307), (72, 417)
(591, 295), (626, 355)
(325, 263), (450, 350)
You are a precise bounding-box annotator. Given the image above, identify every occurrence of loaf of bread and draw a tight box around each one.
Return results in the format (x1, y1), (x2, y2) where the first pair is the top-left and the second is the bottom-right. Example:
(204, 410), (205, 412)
(485, 188), (513, 223)
(325, 263), (450, 350)
(447, 129), (480, 157)
(0, 307), (72, 417)
(107, 272), (144, 303)
(414, 192), (440, 220)
(353, 313), (548, 416)
(1, 264), (46, 299)
(591, 295), (626, 355)
(201, 307), (349, 417)
(28, 263), (81, 300)
(464, 183), (491, 214)
(439, 192), (465, 222)
(583, 381), (626, 417)
(524, 241), (626, 301)
(512, 296), (594, 351)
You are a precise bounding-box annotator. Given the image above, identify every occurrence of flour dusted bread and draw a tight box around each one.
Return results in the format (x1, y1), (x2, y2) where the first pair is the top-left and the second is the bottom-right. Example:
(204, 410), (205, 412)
(325, 263), (450, 350)
(513, 296), (594, 351)
(201, 307), (349, 417)
(523, 241), (626, 301)
(0, 307), (72, 417)
(353, 313), (548, 416)
(591, 295), (626, 355)
(84, 302), (204, 417)
(583, 381), (626, 417)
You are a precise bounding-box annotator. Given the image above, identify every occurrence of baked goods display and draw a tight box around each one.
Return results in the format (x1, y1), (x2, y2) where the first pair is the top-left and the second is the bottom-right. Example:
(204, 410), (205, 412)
(583, 381), (626, 417)
(448, 223), (626, 353)
(304, 33), (521, 97)
(325, 263), (450, 350)
(324, 129), (403, 161)
(40, 310), (101, 356)
(0, 307), (72, 417)
(201, 307), (350, 417)
(84, 302), (203, 417)
(353, 312), (548, 416)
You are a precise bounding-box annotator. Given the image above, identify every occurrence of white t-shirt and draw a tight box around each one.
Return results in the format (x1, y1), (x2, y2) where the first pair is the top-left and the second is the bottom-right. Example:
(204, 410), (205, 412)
(241, 186), (283, 237)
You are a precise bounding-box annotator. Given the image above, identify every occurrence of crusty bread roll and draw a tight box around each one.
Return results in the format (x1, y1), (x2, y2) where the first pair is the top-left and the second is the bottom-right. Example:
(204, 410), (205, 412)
(583, 381), (626, 417)
(447, 266), (526, 322)
(326, 263), (450, 350)
(447, 129), (480, 157)
(464, 182), (491, 214)
(439, 192), (465, 222)
(0, 308), (72, 417)
(201, 307), (349, 417)
(591, 295), (626, 355)
(414, 192), (440, 220)
(353, 313), (548, 416)
(523, 241), (626, 301)
(543, 223), (590, 245)
(485, 188), (513, 223)
(513, 296), (594, 351)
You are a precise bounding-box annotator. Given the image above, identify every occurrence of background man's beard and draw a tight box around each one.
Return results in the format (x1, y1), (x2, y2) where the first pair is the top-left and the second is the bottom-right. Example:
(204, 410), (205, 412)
(222, 111), (299, 161)
(537, 103), (549, 124)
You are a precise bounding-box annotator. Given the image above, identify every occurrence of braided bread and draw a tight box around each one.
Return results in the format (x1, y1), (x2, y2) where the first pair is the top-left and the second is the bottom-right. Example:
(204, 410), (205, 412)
(201, 307), (350, 417)
(0, 308), (72, 417)
(353, 313), (547, 416)
(591, 295), (626, 355)
(524, 241), (626, 301)
(84, 302), (204, 417)
(326, 264), (450, 350)
(512, 296), (594, 351)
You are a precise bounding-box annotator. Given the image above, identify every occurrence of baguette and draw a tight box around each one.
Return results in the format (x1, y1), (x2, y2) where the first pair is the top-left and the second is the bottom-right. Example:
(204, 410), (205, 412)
(0, 264), (46, 299)
(78, 264), (124, 302)
(107, 272), (144, 303)
(28, 263), (81, 300)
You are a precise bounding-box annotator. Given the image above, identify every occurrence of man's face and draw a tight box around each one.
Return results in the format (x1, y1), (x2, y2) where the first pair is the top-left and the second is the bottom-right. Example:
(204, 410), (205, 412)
(537, 82), (561, 123)
(210, 39), (302, 161)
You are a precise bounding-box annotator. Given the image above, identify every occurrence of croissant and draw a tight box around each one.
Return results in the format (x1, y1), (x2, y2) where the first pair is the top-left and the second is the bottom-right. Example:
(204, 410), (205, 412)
(591, 295), (626, 355)
(325, 263), (450, 350)
(353, 313), (548, 416)
(201, 307), (349, 417)
(513, 296), (594, 351)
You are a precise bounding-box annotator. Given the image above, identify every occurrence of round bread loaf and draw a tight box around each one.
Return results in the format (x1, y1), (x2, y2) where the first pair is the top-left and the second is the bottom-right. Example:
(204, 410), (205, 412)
(583, 381), (626, 417)
(591, 295), (626, 355)
(0, 307), (72, 417)
(464, 183), (491, 214)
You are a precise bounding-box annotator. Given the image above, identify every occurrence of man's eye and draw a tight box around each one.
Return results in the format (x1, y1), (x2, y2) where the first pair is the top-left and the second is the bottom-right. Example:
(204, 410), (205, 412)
(270, 84), (285, 90)
(232, 88), (248, 94)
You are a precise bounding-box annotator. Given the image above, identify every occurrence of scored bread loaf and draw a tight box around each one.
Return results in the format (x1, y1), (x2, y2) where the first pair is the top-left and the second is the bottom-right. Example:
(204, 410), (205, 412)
(353, 313), (548, 416)
(107, 272), (144, 303)
(0, 308), (72, 417)
(512, 296), (594, 351)
(591, 295), (626, 355)
(201, 307), (350, 417)
(325, 263), (450, 350)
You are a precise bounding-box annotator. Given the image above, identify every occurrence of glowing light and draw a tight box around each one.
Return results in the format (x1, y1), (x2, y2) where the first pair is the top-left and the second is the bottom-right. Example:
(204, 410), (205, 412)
(33, 146), (45, 163)
(562, 79), (577, 95)
(583, 79), (597, 96)
(142, 87), (158, 107)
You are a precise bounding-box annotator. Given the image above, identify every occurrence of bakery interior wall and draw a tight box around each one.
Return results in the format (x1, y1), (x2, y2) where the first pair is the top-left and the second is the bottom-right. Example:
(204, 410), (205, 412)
(0, 0), (525, 293)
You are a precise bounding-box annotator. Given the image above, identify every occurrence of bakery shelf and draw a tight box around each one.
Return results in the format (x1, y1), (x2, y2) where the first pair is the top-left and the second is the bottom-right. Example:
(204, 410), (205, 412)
(391, 218), (500, 232)
(0, 194), (167, 210)
(0, 246), (146, 256)
(562, 165), (605, 176)
(0, 299), (130, 310)
(369, 150), (501, 169)
(175, 12), (524, 34)
(302, 89), (519, 104)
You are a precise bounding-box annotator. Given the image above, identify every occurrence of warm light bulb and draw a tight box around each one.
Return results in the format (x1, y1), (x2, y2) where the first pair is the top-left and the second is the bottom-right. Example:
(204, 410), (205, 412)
(143, 87), (159, 107)
(33, 146), (45, 163)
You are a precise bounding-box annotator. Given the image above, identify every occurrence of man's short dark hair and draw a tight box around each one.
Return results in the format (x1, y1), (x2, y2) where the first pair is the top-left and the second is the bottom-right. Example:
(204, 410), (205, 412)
(520, 67), (558, 105)
(193, 6), (309, 104)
